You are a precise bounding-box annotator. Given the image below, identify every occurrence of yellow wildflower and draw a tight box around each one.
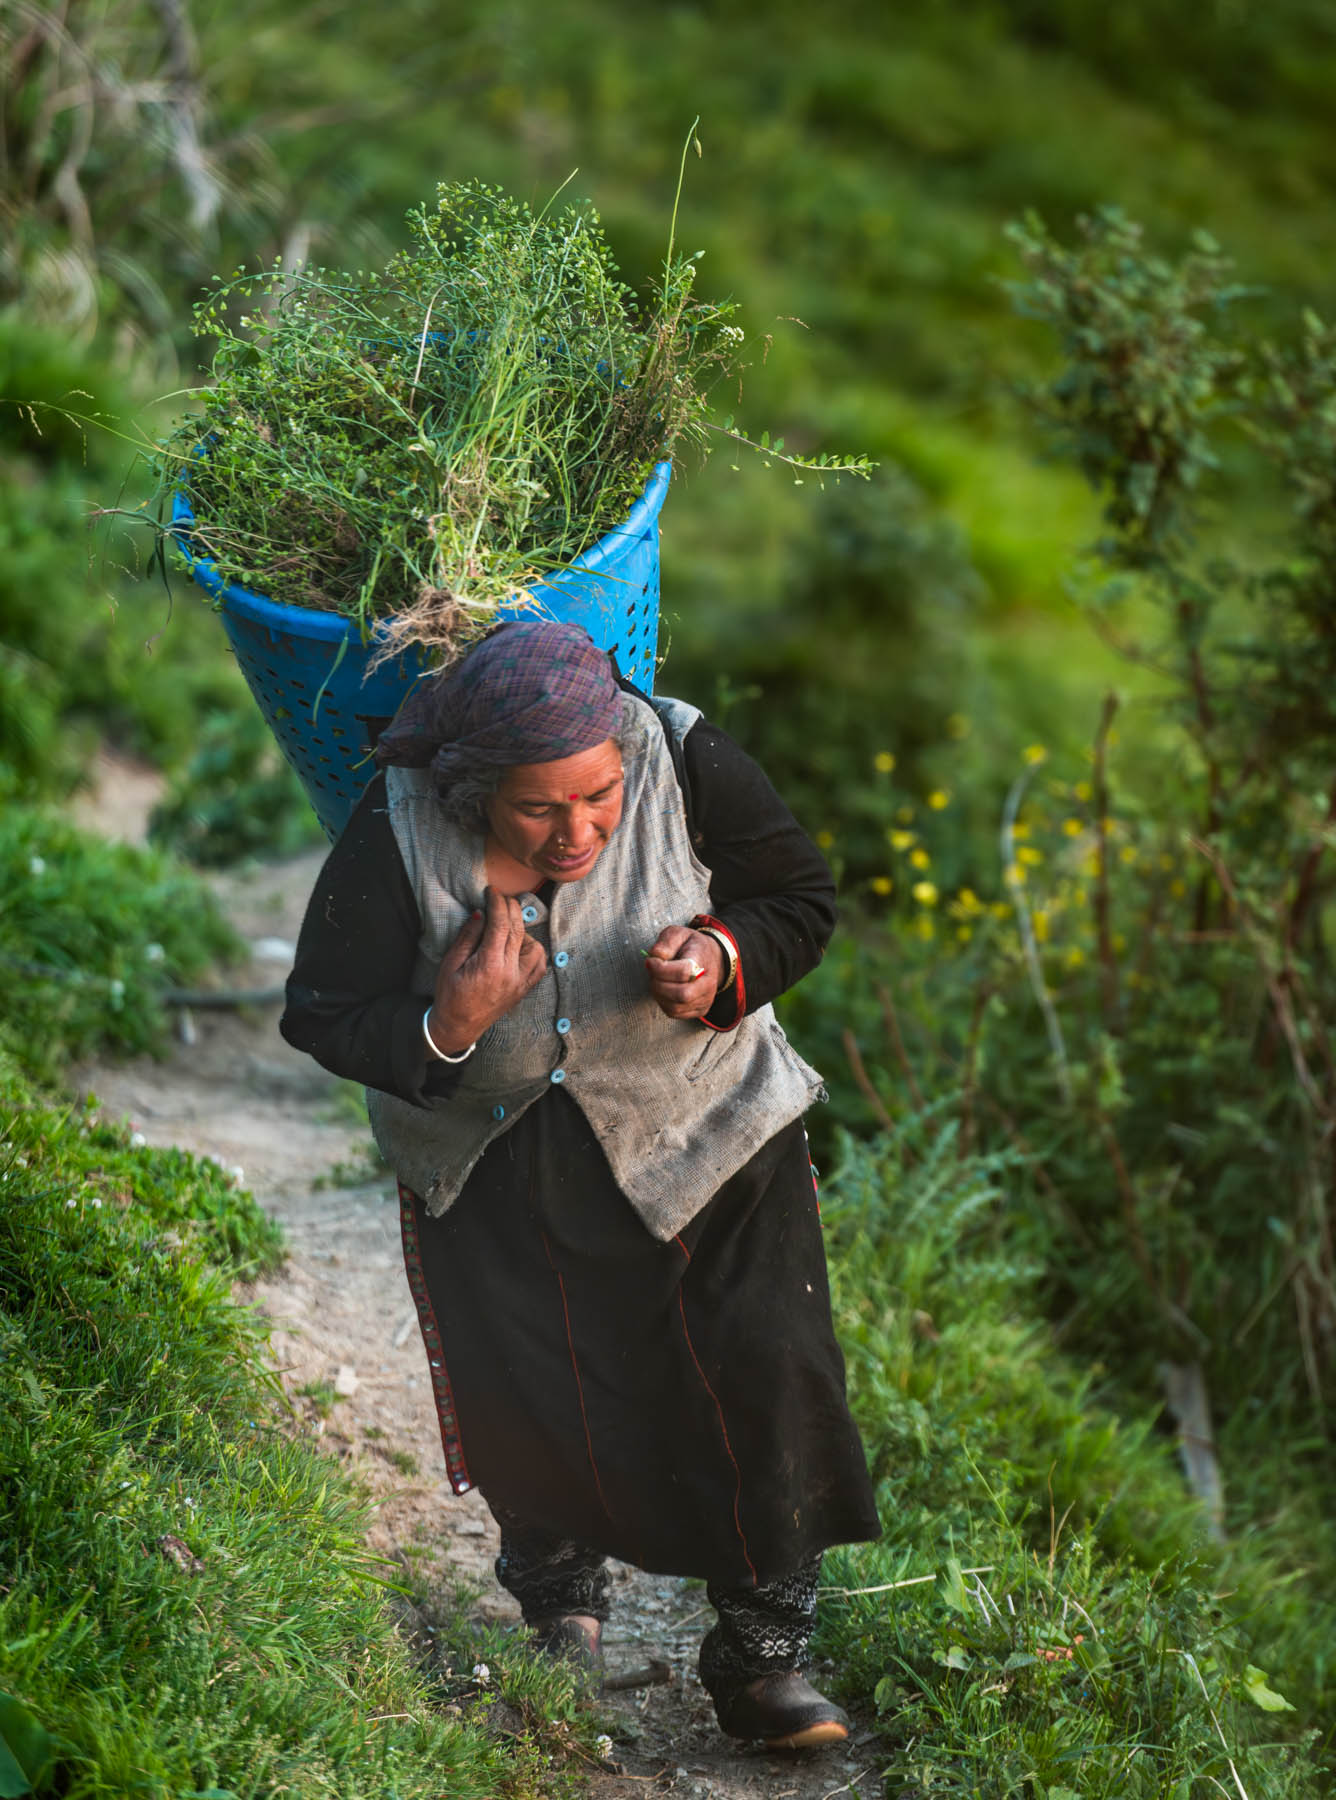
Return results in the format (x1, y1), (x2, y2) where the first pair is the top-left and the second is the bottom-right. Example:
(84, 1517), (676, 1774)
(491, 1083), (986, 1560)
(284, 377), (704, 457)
(915, 914), (936, 942)
(910, 847), (932, 871)
(912, 880), (939, 907)
(1065, 946), (1086, 969)
(957, 887), (981, 913)
(1062, 817), (1083, 837)
(1004, 862), (1025, 885)
(816, 829), (835, 849)
(1082, 853), (1100, 878)
(946, 714), (971, 739)
(1012, 821), (1031, 840)
(874, 751), (896, 774)
(870, 875), (893, 896)
(956, 925), (973, 944)
(990, 901), (1010, 919)
(1033, 909), (1050, 943)
(1074, 781), (1093, 802)
(927, 789), (950, 810)
(1017, 846), (1044, 867)
(1119, 845), (1138, 866)
(1023, 744), (1047, 765)
(888, 829), (917, 851)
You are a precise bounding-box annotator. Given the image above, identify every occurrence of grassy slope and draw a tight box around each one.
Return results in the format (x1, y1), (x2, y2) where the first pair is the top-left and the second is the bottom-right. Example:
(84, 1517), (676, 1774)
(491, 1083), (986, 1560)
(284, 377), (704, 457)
(816, 1120), (1329, 1794)
(0, 1072), (598, 1798)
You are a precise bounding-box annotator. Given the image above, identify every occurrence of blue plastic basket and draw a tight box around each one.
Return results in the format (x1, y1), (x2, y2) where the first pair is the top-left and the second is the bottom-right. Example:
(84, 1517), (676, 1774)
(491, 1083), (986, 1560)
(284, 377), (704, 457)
(171, 460), (671, 841)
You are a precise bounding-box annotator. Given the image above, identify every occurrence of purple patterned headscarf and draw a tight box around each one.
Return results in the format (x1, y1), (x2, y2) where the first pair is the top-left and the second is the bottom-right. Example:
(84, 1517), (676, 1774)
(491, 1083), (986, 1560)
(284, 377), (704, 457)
(373, 621), (622, 788)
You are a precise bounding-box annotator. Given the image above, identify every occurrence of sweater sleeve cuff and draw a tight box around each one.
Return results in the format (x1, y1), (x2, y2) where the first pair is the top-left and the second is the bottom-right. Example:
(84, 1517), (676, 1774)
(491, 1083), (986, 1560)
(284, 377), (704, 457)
(691, 913), (746, 1033)
(391, 994), (468, 1104)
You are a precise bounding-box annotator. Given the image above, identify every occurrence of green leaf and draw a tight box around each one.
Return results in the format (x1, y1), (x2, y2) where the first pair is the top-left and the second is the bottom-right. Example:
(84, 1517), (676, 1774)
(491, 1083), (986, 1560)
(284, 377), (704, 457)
(933, 1645), (970, 1671)
(938, 1557), (971, 1616)
(0, 1744), (30, 1799)
(872, 1675), (897, 1714)
(1242, 1665), (1295, 1712)
(0, 1692), (53, 1794)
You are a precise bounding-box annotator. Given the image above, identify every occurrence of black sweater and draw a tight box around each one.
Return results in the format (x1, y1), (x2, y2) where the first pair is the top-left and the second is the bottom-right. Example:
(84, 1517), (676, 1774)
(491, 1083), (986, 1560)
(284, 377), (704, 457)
(280, 720), (835, 1107)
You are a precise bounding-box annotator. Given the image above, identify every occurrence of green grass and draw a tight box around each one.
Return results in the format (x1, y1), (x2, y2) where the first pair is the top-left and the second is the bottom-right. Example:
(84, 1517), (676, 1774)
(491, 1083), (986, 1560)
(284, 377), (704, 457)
(0, 1069), (597, 1799)
(815, 1114), (1329, 1794)
(0, 805), (242, 1082)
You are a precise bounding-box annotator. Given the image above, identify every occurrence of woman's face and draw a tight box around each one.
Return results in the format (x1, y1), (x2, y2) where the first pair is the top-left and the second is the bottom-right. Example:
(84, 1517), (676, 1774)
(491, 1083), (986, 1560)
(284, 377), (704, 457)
(486, 740), (625, 883)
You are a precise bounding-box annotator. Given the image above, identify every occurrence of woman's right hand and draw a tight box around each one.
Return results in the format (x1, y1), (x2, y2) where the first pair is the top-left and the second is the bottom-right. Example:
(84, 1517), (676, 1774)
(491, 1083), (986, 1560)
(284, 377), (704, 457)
(426, 887), (548, 1054)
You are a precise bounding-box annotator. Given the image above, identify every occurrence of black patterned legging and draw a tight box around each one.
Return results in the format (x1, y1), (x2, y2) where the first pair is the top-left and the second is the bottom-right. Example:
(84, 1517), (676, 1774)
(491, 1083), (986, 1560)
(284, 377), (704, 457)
(486, 1499), (822, 1704)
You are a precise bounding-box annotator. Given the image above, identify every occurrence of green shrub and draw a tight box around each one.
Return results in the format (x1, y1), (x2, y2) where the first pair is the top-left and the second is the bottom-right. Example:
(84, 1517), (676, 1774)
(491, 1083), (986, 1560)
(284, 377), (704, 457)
(149, 710), (323, 867)
(816, 1121), (1326, 1795)
(0, 806), (240, 1080)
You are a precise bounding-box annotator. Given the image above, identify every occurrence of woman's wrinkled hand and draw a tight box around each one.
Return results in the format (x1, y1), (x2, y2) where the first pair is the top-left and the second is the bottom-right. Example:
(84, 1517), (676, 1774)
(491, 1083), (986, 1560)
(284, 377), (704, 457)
(644, 925), (724, 1021)
(427, 888), (548, 1053)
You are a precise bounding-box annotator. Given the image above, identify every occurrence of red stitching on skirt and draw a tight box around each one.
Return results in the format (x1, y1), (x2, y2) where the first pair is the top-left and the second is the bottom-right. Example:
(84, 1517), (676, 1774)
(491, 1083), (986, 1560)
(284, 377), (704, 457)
(674, 1238), (758, 1586)
(397, 1182), (473, 1494)
(541, 1229), (614, 1526)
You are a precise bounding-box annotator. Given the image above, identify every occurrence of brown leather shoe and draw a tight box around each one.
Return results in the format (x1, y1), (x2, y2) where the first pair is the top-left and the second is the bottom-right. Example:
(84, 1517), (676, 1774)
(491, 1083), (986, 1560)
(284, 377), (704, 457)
(714, 1670), (850, 1749)
(530, 1612), (603, 1675)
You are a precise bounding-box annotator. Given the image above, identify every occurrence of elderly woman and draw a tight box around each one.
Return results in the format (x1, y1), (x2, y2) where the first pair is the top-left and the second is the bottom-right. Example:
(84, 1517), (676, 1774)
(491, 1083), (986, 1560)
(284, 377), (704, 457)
(281, 620), (877, 1750)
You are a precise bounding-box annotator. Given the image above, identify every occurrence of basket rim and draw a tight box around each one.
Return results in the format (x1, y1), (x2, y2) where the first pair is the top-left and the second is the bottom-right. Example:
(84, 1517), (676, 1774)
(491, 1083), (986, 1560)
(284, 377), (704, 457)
(169, 458), (673, 644)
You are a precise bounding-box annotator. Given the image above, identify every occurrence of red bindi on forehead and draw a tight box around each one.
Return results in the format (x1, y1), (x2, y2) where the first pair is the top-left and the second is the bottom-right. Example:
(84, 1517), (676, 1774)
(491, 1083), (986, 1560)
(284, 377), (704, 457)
(568, 792), (579, 801)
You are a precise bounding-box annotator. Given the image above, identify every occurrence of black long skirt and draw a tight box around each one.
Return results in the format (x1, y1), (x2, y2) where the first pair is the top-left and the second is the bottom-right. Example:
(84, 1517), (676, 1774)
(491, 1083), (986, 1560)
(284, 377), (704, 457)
(399, 1089), (879, 1589)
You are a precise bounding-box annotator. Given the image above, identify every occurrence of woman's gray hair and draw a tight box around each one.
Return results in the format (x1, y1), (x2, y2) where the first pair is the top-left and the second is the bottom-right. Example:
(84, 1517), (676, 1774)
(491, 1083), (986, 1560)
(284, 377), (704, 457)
(435, 693), (649, 833)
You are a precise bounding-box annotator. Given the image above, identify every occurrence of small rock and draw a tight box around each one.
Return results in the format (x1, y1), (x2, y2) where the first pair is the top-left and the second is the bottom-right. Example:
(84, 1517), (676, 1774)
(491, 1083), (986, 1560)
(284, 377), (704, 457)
(455, 1517), (487, 1536)
(253, 936), (297, 963)
(333, 1364), (359, 1397)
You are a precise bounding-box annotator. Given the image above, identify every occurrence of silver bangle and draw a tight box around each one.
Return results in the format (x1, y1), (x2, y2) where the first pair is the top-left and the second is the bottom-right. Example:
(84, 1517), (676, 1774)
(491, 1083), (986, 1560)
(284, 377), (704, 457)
(697, 925), (738, 993)
(423, 1009), (476, 1063)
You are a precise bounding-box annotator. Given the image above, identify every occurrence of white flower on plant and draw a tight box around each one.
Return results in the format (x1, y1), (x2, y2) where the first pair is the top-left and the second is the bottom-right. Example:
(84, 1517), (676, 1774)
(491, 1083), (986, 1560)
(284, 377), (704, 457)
(144, 943), (165, 964)
(29, 856), (45, 876)
(595, 1735), (614, 1759)
(471, 1662), (490, 1684)
(130, 1132), (147, 1148)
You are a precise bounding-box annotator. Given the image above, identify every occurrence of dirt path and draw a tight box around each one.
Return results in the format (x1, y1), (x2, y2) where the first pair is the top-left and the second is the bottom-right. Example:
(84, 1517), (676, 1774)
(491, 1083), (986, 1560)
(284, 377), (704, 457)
(76, 846), (883, 1800)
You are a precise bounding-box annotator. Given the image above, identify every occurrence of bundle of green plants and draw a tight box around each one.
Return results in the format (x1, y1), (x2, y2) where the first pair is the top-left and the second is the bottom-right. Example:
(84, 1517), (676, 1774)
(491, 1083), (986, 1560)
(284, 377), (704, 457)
(159, 168), (869, 661)
(814, 1117), (1325, 1795)
(0, 1077), (595, 1798)
(0, 805), (240, 1081)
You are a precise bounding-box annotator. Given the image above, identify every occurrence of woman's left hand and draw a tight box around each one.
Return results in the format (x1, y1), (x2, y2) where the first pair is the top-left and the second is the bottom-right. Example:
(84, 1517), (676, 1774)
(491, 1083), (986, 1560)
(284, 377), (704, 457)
(644, 926), (724, 1020)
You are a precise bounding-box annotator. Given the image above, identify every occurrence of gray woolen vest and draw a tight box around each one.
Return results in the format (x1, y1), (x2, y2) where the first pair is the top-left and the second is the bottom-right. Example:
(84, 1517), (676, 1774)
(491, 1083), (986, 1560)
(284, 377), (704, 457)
(365, 693), (825, 1242)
